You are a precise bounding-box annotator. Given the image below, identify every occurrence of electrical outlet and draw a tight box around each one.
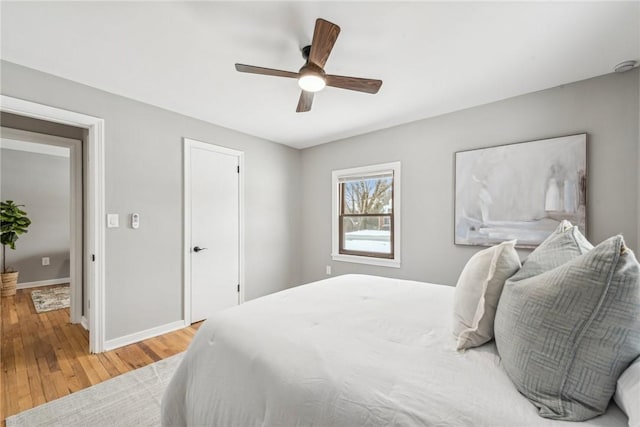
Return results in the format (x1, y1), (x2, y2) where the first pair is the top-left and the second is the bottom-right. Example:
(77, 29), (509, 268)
(42, 257), (50, 266)
(326, 265), (332, 275)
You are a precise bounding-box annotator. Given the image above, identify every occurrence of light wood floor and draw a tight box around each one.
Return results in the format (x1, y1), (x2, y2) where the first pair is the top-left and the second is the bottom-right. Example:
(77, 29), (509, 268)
(1, 285), (201, 424)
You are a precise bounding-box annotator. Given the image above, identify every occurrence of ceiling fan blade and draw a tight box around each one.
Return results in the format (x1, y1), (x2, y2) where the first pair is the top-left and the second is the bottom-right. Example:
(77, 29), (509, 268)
(325, 75), (383, 94)
(296, 91), (314, 113)
(235, 64), (299, 79)
(308, 19), (341, 68)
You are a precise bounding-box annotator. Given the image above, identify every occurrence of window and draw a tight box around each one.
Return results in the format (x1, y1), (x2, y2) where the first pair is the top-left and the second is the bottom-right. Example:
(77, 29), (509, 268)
(332, 162), (401, 267)
(339, 173), (393, 257)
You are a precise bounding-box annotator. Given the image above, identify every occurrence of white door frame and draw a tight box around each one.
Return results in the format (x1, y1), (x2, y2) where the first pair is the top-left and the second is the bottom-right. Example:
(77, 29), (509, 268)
(0, 95), (106, 353)
(0, 128), (83, 324)
(183, 138), (245, 324)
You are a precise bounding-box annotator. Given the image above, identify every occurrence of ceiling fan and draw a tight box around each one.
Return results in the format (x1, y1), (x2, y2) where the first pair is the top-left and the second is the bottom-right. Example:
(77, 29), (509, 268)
(235, 18), (383, 113)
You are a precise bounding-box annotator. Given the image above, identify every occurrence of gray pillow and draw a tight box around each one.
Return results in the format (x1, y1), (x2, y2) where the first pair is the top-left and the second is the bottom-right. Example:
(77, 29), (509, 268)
(494, 235), (640, 421)
(509, 222), (592, 282)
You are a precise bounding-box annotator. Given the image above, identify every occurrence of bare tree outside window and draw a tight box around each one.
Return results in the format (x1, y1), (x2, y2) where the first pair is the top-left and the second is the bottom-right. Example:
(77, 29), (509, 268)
(339, 175), (393, 258)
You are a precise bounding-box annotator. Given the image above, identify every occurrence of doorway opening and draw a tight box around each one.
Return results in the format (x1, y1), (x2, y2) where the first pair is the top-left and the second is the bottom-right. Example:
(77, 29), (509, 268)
(0, 126), (84, 325)
(0, 95), (105, 353)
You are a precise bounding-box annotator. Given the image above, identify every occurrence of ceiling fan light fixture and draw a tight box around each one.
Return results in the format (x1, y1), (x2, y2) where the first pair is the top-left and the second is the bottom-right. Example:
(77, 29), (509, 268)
(298, 73), (326, 92)
(298, 63), (326, 92)
(234, 18), (382, 111)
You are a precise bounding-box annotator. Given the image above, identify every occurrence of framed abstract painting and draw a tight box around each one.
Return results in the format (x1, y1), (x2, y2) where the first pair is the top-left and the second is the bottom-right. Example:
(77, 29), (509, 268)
(454, 134), (587, 248)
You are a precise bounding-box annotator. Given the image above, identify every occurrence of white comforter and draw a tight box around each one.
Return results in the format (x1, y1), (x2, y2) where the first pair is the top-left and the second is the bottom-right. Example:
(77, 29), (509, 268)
(162, 274), (627, 426)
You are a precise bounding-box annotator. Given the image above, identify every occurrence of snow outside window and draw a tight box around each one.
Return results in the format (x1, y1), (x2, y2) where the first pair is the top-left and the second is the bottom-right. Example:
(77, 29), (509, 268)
(331, 162), (401, 268)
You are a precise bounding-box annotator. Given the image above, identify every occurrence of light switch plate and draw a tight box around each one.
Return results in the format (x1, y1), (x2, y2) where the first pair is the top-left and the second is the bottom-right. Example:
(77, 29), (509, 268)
(107, 214), (119, 228)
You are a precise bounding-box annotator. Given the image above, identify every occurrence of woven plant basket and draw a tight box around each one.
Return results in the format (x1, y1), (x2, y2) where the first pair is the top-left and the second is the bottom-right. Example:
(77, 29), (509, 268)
(1, 271), (19, 297)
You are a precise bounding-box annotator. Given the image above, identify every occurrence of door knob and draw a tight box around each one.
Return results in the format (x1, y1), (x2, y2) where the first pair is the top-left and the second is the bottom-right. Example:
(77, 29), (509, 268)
(193, 246), (207, 253)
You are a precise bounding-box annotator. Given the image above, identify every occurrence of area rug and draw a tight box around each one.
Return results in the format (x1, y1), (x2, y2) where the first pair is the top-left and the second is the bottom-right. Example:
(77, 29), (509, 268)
(31, 285), (70, 313)
(6, 353), (184, 427)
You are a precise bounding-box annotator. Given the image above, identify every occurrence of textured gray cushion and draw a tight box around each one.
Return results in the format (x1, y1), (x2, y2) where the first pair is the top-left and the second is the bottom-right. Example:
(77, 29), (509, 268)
(494, 235), (640, 421)
(509, 222), (592, 282)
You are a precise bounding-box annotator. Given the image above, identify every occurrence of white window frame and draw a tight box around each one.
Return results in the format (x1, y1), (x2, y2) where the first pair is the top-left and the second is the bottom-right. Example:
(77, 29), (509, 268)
(331, 161), (401, 268)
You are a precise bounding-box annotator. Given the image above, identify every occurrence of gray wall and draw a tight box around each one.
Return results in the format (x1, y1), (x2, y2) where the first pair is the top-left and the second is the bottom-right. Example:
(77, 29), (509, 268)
(301, 69), (639, 286)
(2, 58), (637, 342)
(1, 148), (71, 283)
(1, 60), (302, 340)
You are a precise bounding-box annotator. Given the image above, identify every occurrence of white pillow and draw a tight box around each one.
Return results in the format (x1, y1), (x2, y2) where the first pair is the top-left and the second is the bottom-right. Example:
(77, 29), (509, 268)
(453, 240), (521, 350)
(615, 357), (640, 427)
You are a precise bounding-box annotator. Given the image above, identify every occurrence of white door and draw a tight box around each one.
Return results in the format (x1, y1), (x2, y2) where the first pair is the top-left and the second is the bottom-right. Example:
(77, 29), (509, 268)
(186, 140), (241, 323)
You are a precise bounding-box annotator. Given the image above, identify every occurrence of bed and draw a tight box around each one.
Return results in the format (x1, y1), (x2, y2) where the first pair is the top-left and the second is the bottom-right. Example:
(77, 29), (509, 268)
(161, 274), (628, 426)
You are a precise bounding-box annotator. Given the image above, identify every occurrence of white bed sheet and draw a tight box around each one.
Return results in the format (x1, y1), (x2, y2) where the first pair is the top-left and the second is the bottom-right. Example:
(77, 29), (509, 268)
(162, 274), (628, 426)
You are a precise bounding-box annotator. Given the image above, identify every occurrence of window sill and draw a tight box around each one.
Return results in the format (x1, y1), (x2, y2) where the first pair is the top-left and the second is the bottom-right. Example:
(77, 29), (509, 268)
(331, 253), (401, 268)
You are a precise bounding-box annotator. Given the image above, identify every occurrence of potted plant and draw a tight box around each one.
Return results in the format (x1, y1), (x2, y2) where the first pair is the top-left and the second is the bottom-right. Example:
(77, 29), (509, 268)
(1, 200), (31, 297)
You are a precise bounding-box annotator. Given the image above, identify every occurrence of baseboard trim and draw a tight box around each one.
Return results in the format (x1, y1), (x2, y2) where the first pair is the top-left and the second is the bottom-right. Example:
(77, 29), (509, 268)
(81, 316), (89, 331)
(17, 277), (71, 289)
(104, 320), (187, 351)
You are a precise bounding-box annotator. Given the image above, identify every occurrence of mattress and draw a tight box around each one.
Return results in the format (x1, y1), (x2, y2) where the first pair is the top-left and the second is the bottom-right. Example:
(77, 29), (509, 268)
(161, 274), (627, 426)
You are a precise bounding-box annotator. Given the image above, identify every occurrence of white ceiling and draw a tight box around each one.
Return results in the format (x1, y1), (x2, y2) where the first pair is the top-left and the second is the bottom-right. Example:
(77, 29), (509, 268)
(1, 1), (638, 149)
